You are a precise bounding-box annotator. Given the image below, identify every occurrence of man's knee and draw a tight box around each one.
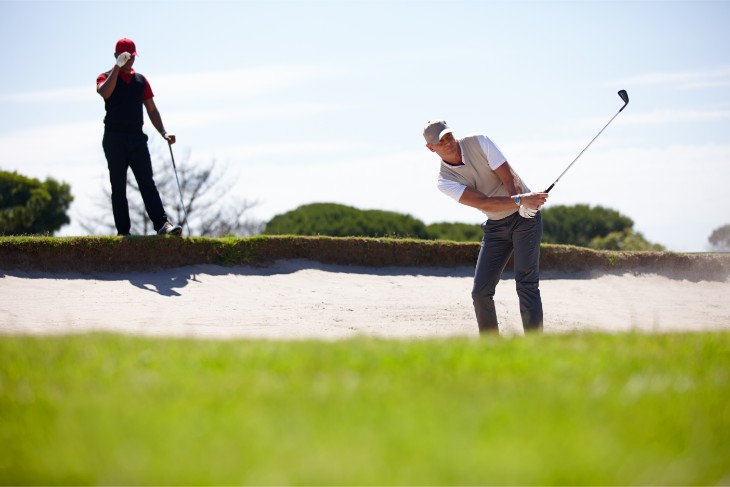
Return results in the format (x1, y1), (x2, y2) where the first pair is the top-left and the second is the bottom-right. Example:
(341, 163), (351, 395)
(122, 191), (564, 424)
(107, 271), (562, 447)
(135, 177), (158, 192)
(515, 278), (540, 294)
(472, 285), (496, 306)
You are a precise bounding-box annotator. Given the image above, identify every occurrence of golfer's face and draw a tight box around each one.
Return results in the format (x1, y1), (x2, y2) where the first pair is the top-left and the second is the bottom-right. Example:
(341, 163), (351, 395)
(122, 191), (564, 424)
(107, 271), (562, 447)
(431, 133), (459, 157)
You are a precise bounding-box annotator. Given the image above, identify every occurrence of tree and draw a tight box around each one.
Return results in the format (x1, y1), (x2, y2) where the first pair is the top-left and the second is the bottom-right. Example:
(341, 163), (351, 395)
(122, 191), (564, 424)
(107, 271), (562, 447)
(708, 224), (730, 251)
(264, 203), (431, 238)
(83, 146), (263, 236)
(541, 204), (664, 251)
(0, 170), (73, 235)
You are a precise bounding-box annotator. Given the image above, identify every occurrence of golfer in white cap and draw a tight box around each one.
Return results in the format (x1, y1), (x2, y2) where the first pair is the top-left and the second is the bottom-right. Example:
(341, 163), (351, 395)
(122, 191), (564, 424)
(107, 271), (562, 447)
(424, 120), (549, 334)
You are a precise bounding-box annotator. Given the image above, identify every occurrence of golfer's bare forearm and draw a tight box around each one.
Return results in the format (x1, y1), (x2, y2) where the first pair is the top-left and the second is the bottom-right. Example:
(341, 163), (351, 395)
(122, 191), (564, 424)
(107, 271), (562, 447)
(459, 188), (548, 211)
(494, 162), (528, 196)
(148, 112), (166, 136)
(458, 189), (521, 212)
(97, 66), (120, 99)
(144, 99), (167, 136)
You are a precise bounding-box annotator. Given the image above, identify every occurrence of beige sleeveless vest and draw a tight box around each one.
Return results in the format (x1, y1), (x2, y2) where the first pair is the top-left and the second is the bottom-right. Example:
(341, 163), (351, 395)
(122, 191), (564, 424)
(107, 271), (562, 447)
(439, 135), (529, 221)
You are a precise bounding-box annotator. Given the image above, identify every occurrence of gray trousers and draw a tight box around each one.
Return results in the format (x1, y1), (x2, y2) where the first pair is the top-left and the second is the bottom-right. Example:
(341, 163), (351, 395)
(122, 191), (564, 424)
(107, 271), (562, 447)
(472, 211), (543, 333)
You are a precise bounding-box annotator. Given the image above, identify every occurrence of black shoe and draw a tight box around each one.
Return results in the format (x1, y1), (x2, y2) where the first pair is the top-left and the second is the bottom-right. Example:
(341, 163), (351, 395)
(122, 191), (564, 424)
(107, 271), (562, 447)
(158, 221), (183, 236)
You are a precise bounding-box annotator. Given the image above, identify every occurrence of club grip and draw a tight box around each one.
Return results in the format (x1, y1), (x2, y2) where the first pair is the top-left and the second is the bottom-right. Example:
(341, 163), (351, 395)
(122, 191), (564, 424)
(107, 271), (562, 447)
(545, 183), (555, 193)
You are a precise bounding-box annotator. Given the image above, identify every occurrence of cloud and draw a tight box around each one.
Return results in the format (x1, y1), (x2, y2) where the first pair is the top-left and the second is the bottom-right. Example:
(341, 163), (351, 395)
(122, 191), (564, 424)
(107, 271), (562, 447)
(624, 108), (730, 125)
(210, 139), (364, 160)
(154, 64), (351, 102)
(0, 64), (351, 105)
(615, 66), (730, 90)
(168, 100), (355, 129)
(0, 120), (102, 170)
(0, 86), (90, 104)
(580, 108), (730, 128)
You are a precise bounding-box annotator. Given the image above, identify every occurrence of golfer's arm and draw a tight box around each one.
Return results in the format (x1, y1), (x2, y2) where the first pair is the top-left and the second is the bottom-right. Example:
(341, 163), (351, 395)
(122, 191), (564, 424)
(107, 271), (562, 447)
(458, 187), (519, 212)
(143, 98), (167, 137)
(494, 161), (526, 195)
(457, 162), (523, 211)
(97, 67), (119, 99)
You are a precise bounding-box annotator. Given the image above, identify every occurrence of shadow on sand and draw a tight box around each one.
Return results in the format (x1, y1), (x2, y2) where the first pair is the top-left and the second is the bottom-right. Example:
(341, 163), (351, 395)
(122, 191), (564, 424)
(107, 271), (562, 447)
(1, 257), (728, 293)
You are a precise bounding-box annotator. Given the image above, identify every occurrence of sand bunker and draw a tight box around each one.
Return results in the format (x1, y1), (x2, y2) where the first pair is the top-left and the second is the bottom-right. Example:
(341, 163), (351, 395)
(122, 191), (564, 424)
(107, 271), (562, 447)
(1, 260), (729, 339)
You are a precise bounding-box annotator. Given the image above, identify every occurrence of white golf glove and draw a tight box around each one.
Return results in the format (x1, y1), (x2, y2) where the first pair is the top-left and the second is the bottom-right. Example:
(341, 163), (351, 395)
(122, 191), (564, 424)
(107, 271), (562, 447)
(518, 205), (537, 219)
(116, 52), (131, 67)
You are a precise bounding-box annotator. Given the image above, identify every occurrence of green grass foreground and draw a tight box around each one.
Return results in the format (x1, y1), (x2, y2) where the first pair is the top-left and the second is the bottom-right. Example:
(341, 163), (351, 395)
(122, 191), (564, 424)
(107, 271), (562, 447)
(1, 333), (729, 485)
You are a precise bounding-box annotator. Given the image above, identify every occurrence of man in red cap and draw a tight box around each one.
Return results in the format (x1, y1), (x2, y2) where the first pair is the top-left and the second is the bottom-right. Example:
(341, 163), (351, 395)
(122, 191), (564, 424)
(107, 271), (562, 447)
(96, 38), (182, 236)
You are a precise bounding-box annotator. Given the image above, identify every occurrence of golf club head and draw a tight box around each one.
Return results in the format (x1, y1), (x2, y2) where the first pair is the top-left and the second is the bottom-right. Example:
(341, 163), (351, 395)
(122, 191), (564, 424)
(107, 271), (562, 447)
(618, 89), (629, 111)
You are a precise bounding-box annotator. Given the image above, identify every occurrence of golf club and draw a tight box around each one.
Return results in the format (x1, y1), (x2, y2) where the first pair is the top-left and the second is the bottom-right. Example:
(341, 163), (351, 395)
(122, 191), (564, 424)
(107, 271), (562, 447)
(545, 90), (629, 193)
(168, 143), (191, 236)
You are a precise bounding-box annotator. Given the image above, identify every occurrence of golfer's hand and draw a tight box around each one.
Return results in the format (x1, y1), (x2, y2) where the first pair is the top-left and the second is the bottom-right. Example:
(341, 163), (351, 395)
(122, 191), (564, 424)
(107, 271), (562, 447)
(163, 133), (176, 145)
(116, 52), (131, 67)
(518, 205), (537, 219)
(521, 191), (548, 210)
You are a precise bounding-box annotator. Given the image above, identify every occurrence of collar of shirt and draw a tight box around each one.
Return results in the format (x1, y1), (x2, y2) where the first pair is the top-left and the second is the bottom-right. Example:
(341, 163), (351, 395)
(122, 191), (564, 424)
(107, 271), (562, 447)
(117, 69), (136, 83)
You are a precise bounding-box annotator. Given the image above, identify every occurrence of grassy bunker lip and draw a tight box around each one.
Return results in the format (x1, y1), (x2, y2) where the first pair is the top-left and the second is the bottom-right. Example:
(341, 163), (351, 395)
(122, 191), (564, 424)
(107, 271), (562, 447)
(0, 235), (729, 281)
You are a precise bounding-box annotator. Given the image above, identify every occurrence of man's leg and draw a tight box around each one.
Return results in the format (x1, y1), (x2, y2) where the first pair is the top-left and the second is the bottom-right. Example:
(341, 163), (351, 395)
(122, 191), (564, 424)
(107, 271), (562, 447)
(102, 132), (131, 235)
(472, 216), (514, 334)
(513, 212), (543, 331)
(127, 133), (169, 232)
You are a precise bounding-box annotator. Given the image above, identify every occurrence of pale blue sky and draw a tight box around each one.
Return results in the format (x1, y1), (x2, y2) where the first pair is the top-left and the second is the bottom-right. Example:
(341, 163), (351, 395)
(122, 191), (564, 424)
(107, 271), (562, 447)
(1, 0), (729, 251)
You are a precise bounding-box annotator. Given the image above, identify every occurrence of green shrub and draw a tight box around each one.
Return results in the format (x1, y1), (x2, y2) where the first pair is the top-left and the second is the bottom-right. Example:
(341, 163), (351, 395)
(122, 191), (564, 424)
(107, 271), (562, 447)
(0, 170), (73, 235)
(264, 202), (430, 238)
(426, 221), (482, 242)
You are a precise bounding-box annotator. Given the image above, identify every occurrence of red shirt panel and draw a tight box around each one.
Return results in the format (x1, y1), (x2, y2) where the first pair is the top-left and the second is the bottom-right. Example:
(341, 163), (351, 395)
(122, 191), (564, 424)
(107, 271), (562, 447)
(96, 69), (154, 100)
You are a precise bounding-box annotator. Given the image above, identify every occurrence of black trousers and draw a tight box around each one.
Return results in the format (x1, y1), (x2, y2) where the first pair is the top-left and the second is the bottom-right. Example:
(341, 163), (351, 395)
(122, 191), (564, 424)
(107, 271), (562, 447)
(472, 211), (543, 333)
(102, 131), (168, 235)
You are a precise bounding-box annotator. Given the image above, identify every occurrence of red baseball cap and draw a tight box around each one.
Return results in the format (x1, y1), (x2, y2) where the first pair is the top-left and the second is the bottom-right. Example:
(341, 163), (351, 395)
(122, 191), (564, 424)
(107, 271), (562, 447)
(115, 38), (138, 56)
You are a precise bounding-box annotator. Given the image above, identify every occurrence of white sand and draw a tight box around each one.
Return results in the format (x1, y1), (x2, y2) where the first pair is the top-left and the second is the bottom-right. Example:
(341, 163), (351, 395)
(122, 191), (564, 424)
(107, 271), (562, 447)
(1, 259), (729, 339)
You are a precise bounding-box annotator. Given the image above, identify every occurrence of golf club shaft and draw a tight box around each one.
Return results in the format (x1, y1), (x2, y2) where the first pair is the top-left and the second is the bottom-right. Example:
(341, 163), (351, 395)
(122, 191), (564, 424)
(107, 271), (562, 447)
(545, 90), (629, 193)
(168, 144), (191, 236)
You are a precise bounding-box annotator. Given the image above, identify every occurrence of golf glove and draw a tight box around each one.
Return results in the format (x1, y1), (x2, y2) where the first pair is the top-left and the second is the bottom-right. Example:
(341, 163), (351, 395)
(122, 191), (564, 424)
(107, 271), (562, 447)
(116, 52), (131, 67)
(518, 205), (537, 219)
